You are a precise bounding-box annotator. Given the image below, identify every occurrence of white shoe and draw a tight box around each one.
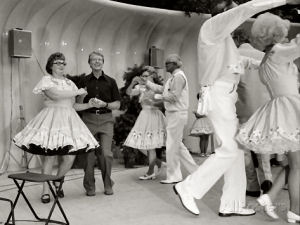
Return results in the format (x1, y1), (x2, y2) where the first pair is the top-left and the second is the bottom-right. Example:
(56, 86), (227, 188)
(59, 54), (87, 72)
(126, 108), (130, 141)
(257, 194), (279, 219)
(287, 211), (300, 223)
(219, 208), (256, 217)
(139, 173), (156, 180)
(173, 182), (200, 216)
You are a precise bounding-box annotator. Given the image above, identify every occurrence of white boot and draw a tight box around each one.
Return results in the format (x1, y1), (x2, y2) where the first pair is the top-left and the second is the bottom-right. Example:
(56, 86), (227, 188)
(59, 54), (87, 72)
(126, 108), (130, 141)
(257, 194), (279, 219)
(287, 211), (300, 223)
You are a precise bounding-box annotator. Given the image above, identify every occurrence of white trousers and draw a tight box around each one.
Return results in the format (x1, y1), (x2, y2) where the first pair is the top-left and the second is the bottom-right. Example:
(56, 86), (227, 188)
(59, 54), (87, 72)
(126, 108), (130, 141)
(165, 111), (197, 181)
(181, 81), (247, 211)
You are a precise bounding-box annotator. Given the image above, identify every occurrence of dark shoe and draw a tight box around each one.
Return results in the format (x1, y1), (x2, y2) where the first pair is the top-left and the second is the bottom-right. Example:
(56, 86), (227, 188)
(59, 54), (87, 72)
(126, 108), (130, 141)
(53, 181), (64, 198)
(219, 208), (256, 217)
(104, 188), (114, 195)
(86, 190), (96, 196)
(160, 179), (182, 184)
(57, 189), (64, 198)
(246, 190), (261, 197)
(261, 180), (272, 194)
(41, 194), (50, 204)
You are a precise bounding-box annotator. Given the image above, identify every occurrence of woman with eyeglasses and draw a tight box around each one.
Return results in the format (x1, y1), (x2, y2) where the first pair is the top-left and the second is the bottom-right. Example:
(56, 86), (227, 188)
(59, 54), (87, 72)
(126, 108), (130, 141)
(13, 52), (99, 203)
(124, 66), (166, 180)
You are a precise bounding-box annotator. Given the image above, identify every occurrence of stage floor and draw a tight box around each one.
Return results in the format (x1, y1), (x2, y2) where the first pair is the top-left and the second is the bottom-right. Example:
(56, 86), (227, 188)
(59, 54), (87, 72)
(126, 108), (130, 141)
(0, 156), (290, 225)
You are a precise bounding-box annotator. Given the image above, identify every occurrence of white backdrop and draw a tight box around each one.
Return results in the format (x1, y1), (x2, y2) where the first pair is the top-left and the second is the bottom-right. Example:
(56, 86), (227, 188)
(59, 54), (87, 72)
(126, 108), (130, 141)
(0, 0), (209, 171)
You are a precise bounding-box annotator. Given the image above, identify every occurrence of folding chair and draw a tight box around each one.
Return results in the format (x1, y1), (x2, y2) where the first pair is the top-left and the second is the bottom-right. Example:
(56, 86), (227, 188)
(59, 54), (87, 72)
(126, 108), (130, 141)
(6, 172), (69, 225)
(0, 196), (15, 225)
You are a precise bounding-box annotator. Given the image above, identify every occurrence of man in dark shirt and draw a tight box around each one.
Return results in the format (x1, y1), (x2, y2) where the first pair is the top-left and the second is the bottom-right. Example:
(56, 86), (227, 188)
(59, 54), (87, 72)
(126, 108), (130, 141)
(69, 51), (121, 196)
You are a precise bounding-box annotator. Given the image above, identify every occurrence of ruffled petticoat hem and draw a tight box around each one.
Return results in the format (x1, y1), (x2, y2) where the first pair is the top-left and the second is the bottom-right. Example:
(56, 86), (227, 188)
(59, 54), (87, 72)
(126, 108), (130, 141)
(189, 128), (213, 137)
(124, 130), (166, 150)
(13, 127), (99, 156)
(18, 143), (95, 156)
(237, 129), (300, 154)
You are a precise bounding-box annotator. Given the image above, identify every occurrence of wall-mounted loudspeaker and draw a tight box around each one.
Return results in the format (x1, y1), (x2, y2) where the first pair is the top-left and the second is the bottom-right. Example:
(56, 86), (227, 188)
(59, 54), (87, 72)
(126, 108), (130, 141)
(9, 28), (32, 58)
(149, 46), (164, 69)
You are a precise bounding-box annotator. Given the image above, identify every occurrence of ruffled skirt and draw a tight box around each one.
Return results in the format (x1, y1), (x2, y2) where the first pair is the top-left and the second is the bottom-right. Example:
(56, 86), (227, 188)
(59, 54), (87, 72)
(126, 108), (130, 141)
(236, 95), (300, 154)
(124, 108), (166, 150)
(13, 106), (99, 155)
(189, 117), (214, 137)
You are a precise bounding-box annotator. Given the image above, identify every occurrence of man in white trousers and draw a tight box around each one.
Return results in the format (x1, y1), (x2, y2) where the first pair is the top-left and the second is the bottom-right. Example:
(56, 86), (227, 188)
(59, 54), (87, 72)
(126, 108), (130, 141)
(144, 54), (198, 184)
(173, 0), (299, 217)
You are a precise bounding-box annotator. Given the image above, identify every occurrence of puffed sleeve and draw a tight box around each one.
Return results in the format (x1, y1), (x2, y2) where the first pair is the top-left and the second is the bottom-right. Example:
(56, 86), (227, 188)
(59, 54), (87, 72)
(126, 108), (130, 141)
(32, 75), (55, 94)
(67, 79), (79, 91)
(271, 35), (300, 63)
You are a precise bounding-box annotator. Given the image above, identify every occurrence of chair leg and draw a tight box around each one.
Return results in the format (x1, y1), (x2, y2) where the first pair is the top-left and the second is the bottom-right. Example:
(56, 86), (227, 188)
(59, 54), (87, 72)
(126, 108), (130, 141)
(1, 197), (15, 225)
(46, 180), (69, 225)
(10, 179), (46, 221)
(6, 180), (26, 224)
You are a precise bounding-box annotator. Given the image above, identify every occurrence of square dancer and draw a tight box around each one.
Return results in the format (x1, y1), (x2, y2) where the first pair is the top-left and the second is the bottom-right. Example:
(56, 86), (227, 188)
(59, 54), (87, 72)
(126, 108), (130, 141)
(173, 0), (299, 217)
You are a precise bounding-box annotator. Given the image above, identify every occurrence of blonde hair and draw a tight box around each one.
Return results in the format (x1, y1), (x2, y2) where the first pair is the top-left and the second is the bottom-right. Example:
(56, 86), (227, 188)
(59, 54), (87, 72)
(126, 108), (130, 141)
(166, 54), (183, 68)
(251, 13), (290, 49)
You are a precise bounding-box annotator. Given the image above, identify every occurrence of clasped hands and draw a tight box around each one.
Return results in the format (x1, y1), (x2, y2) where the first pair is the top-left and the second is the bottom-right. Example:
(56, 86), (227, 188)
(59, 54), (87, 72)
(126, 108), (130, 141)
(88, 98), (106, 108)
(76, 88), (106, 108)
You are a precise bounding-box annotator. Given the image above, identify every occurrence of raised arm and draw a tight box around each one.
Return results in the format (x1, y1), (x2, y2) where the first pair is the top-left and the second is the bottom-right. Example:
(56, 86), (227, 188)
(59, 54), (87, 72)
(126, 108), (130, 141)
(126, 76), (142, 96)
(200, 0), (286, 45)
(145, 80), (164, 93)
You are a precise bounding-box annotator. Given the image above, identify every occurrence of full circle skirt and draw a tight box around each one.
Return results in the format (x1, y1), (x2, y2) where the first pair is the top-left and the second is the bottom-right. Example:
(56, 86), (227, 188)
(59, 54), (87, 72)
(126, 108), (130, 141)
(13, 106), (99, 155)
(236, 95), (300, 154)
(124, 108), (166, 150)
(189, 117), (214, 137)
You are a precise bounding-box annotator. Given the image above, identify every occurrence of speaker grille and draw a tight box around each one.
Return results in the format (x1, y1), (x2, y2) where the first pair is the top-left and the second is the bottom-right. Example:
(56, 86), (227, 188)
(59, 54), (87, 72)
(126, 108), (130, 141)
(9, 29), (32, 58)
(149, 46), (164, 68)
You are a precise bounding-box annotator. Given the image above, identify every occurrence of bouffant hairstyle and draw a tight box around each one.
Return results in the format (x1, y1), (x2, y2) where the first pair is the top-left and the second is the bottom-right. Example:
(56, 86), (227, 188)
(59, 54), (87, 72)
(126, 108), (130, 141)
(45, 52), (65, 75)
(251, 13), (290, 50)
(143, 65), (163, 85)
(142, 66), (162, 85)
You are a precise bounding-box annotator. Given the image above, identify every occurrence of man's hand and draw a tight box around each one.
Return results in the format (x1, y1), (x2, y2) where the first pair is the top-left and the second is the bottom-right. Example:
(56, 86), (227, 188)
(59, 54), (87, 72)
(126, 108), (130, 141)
(286, 0), (300, 5)
(91, 98), (106, 108)
(88, 98), (98, 108)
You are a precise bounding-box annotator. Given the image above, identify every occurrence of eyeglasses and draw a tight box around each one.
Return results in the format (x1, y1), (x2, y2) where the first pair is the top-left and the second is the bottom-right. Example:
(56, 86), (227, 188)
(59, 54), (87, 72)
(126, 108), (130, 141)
(53, 61), (66, 66)
(165, 62), (175, 66)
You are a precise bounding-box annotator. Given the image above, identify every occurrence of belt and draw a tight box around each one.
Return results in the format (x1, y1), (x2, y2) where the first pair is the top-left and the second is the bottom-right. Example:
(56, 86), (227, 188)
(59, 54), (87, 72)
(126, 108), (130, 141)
(86, 109), (111, 115)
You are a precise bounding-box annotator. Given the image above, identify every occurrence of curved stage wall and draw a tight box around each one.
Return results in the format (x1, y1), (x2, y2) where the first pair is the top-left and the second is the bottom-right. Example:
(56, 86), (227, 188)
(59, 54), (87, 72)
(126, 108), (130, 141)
(0, 0), (299, 171)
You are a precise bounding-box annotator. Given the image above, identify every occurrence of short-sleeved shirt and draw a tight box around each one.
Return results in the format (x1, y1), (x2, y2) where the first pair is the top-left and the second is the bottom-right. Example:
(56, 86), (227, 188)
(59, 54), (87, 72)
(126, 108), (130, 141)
(69, 72), (121, 113)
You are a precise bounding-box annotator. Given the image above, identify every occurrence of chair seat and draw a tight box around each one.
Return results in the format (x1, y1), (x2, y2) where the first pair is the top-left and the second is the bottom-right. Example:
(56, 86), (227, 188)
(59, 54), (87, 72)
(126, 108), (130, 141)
(7, 172), (69, 224)
(8, 172), (62, 183)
